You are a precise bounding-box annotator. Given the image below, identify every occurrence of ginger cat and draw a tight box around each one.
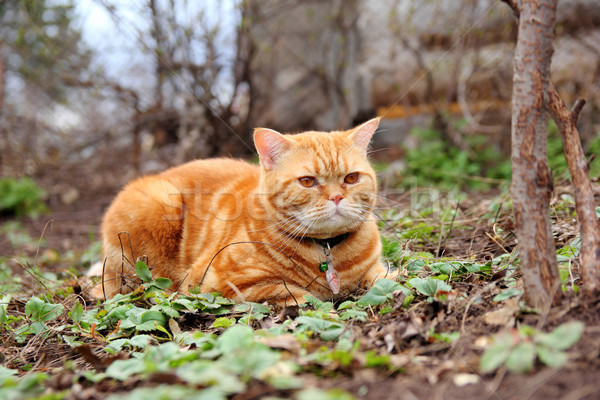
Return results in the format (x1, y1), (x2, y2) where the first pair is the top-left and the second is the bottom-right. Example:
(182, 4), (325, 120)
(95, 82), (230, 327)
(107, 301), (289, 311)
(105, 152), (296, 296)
(90, 118), (390, 304)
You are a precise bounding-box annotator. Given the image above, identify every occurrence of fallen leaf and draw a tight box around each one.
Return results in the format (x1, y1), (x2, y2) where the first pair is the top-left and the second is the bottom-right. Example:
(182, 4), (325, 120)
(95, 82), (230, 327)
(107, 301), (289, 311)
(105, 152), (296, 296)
(258, 334), (301, 353)
(483, 298), (519, 326)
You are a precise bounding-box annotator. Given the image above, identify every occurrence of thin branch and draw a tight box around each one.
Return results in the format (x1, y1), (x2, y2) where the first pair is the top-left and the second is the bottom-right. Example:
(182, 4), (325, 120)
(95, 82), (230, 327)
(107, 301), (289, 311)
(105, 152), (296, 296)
(571, 98), (586, 122)
(501, 0), (520, 19)
(547, 84), (600, 294)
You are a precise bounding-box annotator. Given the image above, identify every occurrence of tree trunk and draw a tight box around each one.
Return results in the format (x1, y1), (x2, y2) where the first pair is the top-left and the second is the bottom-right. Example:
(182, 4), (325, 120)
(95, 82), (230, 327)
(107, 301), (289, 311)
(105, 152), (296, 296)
(509, 0), (561, 309)
(149, 0), (165, 110)
(0, 38), (4, 115)
(0, 39), (4, 174)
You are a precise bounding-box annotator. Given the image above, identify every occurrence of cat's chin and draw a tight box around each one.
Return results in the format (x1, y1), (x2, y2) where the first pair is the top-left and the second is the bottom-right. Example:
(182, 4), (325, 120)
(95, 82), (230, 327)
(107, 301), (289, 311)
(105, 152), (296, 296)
(298, 215), (361, 239)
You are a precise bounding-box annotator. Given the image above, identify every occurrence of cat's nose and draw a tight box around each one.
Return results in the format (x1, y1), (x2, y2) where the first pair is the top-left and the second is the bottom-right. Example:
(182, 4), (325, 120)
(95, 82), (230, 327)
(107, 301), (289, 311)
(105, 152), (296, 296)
(330, 195), (343, 205)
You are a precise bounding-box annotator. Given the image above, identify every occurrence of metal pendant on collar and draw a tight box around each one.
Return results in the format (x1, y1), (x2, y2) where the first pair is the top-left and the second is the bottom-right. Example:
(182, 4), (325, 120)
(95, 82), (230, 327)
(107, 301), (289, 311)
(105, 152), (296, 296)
(321, 243), (340, 294)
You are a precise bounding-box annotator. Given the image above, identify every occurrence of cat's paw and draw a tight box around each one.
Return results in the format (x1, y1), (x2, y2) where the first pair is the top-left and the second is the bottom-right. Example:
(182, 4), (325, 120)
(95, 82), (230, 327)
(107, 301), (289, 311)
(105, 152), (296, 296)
(385, 266), (400, 282)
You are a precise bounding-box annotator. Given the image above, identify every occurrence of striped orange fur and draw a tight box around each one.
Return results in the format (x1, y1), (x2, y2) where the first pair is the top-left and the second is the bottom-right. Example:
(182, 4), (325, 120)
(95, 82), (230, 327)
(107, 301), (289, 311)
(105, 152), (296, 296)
(90, 118), (390, 304)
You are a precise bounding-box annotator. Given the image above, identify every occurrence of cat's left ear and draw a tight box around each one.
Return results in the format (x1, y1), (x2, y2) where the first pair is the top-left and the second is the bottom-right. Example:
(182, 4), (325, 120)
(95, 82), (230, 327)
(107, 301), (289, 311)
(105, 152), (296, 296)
(254, 127), (292, 170)
(348, 117), (381, 152)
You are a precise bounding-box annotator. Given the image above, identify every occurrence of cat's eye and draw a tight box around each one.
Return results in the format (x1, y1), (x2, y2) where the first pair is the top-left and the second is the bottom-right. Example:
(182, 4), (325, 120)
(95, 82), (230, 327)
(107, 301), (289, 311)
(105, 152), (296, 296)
(299, 176), (318, 187)
(344, 173), (360, 184)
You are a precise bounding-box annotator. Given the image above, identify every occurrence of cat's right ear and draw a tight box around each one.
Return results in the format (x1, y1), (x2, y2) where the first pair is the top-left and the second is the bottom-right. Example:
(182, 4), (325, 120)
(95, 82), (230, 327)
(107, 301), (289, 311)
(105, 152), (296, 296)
(254, 128), (292, 170)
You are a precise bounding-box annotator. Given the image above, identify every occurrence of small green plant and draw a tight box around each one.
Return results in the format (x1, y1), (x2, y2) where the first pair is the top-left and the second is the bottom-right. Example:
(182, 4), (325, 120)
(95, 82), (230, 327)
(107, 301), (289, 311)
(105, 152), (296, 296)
(0, 262), (23, 294)
(357, 279), (410, 307)
(0, 177), (48, 217)
(480, 321), (584, 374)
(400, 126), (511, 190)
(408, 277), (452, 302)
(381, 236), (404, 267)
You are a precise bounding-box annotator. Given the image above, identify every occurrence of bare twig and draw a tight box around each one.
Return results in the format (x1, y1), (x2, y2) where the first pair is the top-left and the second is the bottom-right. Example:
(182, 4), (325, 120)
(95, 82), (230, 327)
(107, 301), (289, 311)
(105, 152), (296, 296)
(501, 0), (520, 18)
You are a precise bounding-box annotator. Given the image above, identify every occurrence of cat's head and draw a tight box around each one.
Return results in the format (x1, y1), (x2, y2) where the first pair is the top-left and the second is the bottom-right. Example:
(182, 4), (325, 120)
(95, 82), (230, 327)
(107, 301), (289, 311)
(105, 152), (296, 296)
(254, 118), (380, 239)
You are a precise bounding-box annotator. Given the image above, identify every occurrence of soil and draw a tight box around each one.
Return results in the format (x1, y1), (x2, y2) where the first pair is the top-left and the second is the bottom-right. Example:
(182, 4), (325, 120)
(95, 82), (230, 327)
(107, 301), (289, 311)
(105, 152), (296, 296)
(1, 152), (600, 400)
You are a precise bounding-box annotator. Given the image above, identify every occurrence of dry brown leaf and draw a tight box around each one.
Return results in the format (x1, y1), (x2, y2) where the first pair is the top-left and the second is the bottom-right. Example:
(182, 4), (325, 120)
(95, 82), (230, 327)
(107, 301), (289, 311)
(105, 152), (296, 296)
(483, 298), (519, 326)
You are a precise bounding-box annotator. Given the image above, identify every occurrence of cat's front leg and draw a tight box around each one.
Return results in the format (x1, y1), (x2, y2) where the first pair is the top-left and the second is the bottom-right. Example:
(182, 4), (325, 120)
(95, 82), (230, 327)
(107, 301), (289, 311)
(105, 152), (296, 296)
(361, 261), (398, 289)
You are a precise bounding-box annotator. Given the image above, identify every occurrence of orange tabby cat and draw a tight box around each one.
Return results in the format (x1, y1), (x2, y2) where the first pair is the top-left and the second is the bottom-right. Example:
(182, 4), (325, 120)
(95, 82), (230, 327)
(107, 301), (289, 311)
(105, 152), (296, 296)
(89, 118), (390, 304)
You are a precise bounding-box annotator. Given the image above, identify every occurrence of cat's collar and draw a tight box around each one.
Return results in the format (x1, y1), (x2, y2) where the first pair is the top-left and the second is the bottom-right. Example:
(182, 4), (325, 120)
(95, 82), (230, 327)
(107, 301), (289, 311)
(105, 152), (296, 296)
(306, 232), (350, 249)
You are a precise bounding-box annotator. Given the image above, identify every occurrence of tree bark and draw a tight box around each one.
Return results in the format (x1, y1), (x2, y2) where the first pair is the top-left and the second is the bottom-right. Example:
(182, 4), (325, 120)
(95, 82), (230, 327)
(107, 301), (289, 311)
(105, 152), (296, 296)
(509, 0), (561, 309)
(0, 38), (4, 115)
(0, 39), (4, 174)
(547, 91), (600, 295)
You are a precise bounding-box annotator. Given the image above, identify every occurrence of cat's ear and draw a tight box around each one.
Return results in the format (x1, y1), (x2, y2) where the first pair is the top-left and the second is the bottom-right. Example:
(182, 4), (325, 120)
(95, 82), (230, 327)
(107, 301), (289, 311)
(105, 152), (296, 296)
(254, 128), (292, 170)
(348, 117), (381, 152)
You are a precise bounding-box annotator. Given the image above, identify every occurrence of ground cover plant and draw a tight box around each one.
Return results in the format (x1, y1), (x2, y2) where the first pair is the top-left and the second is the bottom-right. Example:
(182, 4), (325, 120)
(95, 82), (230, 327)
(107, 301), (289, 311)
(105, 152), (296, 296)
(0, 173), (598, 400)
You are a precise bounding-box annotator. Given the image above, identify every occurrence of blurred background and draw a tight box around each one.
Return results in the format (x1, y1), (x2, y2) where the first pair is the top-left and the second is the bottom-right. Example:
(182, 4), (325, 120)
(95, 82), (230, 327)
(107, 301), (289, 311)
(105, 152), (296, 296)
(1, 0), (599, 218)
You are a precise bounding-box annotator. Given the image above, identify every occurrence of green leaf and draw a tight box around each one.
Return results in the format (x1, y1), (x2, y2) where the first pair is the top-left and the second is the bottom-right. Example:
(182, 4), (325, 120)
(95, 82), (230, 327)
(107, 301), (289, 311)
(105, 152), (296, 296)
(195, 293), (215, 303)
(295, 316), (347, 341)
(505, 341), (536, 373)
(405, 259), (427, 272)
(357, 279), (409, 307)
(105, 305), (131, 321)
(536, 345), (568, 368)
(106, 339), (129, 353)
(172, 298), (196, 311)
(70, 300), (83, 323)
(140, 310), (166, 324)
(536, 321), (584, 350)
(320, 326), (347, 341)
(233, 302), (270, 315)
(304, 295), (333, 312)
(296, 387), (357, 400)
(480, 333), (514, 374)
(103, 384), (228, 400)
(429, 261), (461, 275)
(105, 357), (145, 380)
(0, 294), (11, 325)
(364, 350), (391, 368)
(136, 321), (161, 331)
(340, 309), (368, 321)
(431, 331), (460, 344)
(176, 360), (244, 395)
(155, 304), (179, 319)
(212, 317), (235, 329)
(132, 310), (166, 331)
(129, 334), (153, 348)
(408, 277), (451, 298)
(0, 365), (18, 381)
(217, 325), (254, 353)
(62, 336), (84, 348)
(337, 300), (356, 310)
(152, 277), (172, 290)
(464, 263), (486, 273)
(492, 288), (523, 302)
(135, 261), (152, 283)
(25, 297), (64, 323)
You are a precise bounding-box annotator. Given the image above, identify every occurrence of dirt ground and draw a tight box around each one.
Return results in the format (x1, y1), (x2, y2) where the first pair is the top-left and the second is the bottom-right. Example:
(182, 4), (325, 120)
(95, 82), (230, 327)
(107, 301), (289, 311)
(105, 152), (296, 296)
(2, 152), (600, 400)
